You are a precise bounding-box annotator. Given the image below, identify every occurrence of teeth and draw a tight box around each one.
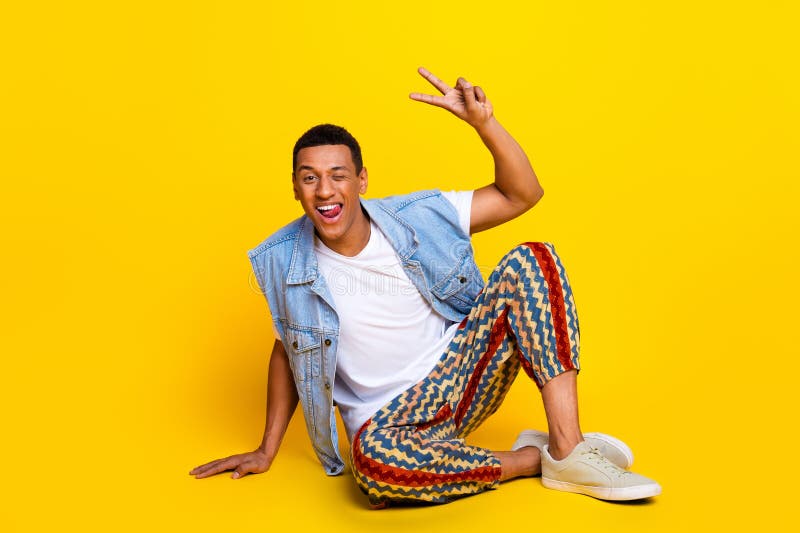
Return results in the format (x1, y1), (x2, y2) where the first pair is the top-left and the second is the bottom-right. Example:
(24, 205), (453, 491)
(317, 204), (338, 211)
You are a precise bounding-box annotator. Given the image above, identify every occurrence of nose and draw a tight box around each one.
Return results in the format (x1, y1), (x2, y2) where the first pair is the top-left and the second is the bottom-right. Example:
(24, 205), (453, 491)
(315, 175), (334, 199)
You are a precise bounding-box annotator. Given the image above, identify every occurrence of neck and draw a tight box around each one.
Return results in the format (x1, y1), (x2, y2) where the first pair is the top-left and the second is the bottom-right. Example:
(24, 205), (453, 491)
(317, 209), (371, 257)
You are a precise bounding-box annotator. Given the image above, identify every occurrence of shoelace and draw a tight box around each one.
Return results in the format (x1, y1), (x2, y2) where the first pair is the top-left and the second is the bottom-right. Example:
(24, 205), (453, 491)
(581, 446), (632, 477)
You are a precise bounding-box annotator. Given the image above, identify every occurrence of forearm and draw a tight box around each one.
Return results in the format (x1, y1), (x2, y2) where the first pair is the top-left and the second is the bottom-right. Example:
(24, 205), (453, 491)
(475, 117), (543, 206)
(257, 340), (299, 459)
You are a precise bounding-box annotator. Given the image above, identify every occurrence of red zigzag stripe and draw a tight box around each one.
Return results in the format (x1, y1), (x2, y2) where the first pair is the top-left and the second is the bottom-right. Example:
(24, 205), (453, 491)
(352, 421), (501, 487)
(524, 242), (575, 373)
(454, 306), (509, 428)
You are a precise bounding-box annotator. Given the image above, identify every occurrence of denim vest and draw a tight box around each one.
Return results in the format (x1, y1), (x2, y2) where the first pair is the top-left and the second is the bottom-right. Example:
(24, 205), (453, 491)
(247, 189), (484, 475)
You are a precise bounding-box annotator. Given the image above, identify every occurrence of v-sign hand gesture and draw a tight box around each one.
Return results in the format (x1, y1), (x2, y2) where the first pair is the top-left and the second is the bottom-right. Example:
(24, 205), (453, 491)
(409, 67), (494, 129)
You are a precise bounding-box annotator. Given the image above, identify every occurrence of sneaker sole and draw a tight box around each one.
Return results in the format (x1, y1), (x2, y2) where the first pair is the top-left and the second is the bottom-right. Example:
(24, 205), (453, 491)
(583, 432), (634, 469)
(542, 476), (661, 501)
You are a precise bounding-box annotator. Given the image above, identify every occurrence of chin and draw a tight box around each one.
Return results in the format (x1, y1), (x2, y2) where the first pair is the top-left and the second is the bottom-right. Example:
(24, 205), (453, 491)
(313, 223), (344, 241)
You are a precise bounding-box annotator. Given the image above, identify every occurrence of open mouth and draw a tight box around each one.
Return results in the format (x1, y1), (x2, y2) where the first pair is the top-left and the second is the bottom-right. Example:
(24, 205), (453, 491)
(316, 203), (343, 219)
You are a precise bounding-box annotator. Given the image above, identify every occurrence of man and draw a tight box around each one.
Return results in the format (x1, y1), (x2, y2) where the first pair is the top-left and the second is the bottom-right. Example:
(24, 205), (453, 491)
(190, 67), (661, 506)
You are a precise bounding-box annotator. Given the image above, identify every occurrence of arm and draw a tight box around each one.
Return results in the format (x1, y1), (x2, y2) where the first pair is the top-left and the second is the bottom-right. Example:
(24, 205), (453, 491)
(190, 339), (299, 479)
(409, 67), (543, 234)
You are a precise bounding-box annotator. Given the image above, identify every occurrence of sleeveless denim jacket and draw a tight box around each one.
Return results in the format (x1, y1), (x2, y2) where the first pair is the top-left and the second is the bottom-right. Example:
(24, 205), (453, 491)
(247, 189), (484, 475)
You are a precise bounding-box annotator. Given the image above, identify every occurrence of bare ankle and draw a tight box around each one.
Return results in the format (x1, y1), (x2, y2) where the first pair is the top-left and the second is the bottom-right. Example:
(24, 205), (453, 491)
(548, 437), (583, 461)
(496, 447), (542, 481)
(517, 447), (542, 477)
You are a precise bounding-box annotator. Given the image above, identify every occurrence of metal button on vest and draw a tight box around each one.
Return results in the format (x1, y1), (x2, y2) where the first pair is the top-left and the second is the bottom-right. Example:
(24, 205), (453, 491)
(458, 276), (467, 283)
(324, 339), (331, 346)
(324, 380), (331, 390)
(292, 341), (298, 349)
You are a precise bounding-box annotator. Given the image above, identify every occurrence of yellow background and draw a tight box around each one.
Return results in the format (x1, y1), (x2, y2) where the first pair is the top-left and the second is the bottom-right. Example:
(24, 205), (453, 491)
(2, 1), (798, 531)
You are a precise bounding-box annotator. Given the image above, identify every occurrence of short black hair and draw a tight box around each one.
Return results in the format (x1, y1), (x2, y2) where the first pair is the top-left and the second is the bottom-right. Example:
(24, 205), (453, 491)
(292, 124), (363, 174)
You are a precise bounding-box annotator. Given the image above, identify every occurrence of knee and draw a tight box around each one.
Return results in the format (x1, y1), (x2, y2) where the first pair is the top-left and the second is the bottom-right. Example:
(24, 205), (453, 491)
(517, 241), (562, 268)
(515, 241), (555, 253)
(350, 429), (393, 502)
(497, 242), (556, 271)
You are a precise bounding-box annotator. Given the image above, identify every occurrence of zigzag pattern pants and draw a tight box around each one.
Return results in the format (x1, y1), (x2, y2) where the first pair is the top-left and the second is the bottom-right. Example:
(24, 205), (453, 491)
(351, 242), (581, 505)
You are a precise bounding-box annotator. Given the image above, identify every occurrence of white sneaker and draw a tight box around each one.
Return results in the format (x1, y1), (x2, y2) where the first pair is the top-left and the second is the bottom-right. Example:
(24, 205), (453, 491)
(542, 441), (661, 501)
(511, 430), (634, 469)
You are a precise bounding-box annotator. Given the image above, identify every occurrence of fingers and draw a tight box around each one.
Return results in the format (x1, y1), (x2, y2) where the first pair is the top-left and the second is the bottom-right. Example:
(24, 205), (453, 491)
(474, 85), (487, 104)
(416, 66), (451, 95)
(191, 452), (270, 480)
(411, 69), (489, 123)
(190, 456), (227, 475)
(457, 77), (479, 114)
(409, 92), (449, 110)
(190, 455), (239, 479)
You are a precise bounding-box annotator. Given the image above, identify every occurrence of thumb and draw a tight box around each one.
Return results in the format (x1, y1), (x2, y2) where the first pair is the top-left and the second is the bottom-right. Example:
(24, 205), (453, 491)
(232, 461), (256, 479)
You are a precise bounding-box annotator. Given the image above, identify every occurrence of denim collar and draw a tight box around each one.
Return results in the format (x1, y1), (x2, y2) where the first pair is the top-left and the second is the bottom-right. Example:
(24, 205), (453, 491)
(285, 199), (419, 285)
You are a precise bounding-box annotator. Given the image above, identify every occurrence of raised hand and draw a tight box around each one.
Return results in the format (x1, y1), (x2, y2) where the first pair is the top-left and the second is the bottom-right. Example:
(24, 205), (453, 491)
(409, 67), (494, 129)
(190, 449), (272, 479)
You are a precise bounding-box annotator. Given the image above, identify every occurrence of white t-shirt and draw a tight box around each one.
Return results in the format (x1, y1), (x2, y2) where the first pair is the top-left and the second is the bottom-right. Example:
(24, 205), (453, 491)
(277, 191), (473, 441)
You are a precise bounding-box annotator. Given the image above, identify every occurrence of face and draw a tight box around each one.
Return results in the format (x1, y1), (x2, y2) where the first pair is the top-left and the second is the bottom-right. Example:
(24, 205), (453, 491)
(293, 144), (369, 253)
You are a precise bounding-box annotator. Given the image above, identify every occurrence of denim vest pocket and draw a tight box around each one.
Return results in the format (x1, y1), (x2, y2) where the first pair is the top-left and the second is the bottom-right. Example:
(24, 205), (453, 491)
(284, 326), (322, 381)
(430, 253), (482, 310)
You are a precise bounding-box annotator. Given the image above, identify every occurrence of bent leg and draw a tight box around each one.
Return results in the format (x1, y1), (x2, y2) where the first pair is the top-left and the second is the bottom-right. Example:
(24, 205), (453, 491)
(350, 242), (583, 506)
(449, 241), (582, 435)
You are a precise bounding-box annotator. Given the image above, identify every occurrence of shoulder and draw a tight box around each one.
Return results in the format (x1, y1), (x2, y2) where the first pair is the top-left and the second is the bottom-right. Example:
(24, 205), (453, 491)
(247, 215), (305, 260)
(364, 189), (466, 238)
(366, 189), (450, 213)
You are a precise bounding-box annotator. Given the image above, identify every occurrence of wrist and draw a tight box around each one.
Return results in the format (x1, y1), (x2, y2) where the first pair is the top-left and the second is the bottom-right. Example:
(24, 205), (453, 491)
(256, 445), (275, 461)
(258, 435), (280, 457)
(473, 116), (500, 137)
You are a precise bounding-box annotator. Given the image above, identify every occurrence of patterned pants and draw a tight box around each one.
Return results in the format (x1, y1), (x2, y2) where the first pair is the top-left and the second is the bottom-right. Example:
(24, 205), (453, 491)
(350, 242), (581, 506)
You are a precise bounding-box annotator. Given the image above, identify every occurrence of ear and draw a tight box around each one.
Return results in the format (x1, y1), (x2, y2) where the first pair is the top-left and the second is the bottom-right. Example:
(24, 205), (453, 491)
(292, 173), (299, 200)
(358, 167), (368, 195)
